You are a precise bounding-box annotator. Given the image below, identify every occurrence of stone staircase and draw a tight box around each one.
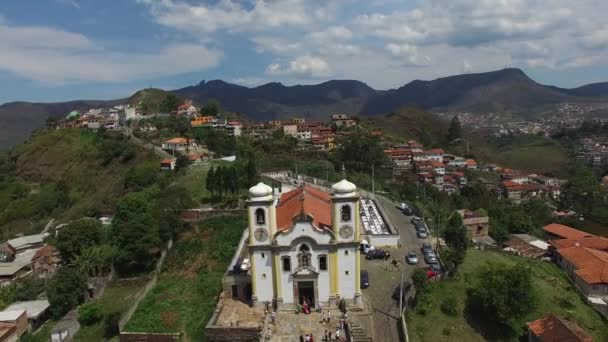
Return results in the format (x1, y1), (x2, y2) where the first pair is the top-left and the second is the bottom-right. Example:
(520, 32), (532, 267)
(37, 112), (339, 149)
(349, 321), (372, 342)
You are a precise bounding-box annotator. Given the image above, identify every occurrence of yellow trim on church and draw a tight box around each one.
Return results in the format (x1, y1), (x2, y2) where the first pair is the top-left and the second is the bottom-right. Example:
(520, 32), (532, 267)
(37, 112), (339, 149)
(250, 254), (257, 297)
(330, 250), (339, 296)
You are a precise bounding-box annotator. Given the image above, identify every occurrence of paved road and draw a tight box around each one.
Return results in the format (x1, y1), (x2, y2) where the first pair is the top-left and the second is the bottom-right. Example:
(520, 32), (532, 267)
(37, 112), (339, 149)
(361, 196), (428, 342)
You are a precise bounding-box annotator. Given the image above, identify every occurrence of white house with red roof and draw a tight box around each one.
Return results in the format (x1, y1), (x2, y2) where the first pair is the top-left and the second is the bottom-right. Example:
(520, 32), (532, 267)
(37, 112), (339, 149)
(245, 180), (362, 308)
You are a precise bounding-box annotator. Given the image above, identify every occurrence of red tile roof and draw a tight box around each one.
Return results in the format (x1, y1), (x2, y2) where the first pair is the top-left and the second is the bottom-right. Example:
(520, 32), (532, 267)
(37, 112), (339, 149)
(502, 180), (523, 189)
(527, 314), (593, 342)
(276, 185), (332, 231)
(543, 224), (594, 240)
(426, 148), (445, 154)
(558, 246), (608, 284)
(431, 161), (444, 168)
(551, 237), (608, 251)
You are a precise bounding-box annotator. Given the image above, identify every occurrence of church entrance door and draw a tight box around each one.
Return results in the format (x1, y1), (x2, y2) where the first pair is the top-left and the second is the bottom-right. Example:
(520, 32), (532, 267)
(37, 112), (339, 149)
(298, 281), (315, 307)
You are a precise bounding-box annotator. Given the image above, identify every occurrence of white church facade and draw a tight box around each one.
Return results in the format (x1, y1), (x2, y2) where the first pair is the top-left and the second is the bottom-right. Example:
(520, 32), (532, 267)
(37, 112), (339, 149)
(245, 179), (362, 308)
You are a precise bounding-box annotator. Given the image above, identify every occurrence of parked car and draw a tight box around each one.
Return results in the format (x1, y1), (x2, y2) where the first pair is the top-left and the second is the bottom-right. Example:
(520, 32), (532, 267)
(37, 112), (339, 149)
(365, 249), (387, 260)
(424, 253), (438, 264)
(421, 242), (433, 255)
(417, 230), (428, 239)
(406, 252), (418, 265)
(397, 203), (409, 211)
(428, 263), (442, 274)
(402, 208), (413, 216)
(360, 270), (369, 288)
(411, 216), (422, 225)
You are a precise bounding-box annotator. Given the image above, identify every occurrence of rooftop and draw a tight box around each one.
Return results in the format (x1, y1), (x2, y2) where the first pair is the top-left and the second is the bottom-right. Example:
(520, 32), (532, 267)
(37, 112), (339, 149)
(7, 234), (46, 250)
(5, 300), (50, 319)
(543, 224), (594, 240)
(550, 237), (608, 252)
(527, 314), (593, 342)
(276, 185), (332, 231)
(558, 246), (608, 284)
(0, 310), (25, 321)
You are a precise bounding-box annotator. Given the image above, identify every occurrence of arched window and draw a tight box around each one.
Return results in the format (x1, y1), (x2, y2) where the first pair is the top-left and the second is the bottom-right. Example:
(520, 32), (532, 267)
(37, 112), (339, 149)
(341, 205), (351, 222)
(255, 208), (265, 225)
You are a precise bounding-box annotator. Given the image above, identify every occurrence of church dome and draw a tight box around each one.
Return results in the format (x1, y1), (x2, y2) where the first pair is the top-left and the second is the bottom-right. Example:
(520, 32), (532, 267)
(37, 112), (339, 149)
(249, 182), (273, 199)
(332, 179), (357, 197)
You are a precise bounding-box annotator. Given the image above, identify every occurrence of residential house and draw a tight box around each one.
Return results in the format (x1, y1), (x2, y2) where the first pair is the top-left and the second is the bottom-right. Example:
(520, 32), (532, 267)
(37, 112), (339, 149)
(191, 116), (214, 127)
(282, 124), (298, 137)
(408, 140), (423, 152)
(177, 101), (198, 116)
(225, 121), (242, 137)
(550, 236), (608, 253)
(502, 180), (524, 204)
(292, 118), (305, 124)
(457, 209), (490, 239)
(4, 300), (50, 331)
(0, 310), (27, 337)
(426, 149), (444, 163)
(505, 234), (549, 258)
(0, 322), (18, 342)
(450, 172), (467, 187)
(331, 114), (356, 128)
(160, 159), (176, 171)
(161, 138), (196, 151)
(7, 234), (46, 253)
(527, 314), (593, 342)
(268, 120), (282, 128)
(448, 156), (466, 168)
(31, 246), (60, 276)
(465, 159), (477, 169)
(431, 161), (445, 175)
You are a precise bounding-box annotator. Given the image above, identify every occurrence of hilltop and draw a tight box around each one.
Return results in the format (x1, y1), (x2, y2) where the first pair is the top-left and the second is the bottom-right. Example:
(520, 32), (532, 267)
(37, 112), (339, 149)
(2, 68), (608, 148)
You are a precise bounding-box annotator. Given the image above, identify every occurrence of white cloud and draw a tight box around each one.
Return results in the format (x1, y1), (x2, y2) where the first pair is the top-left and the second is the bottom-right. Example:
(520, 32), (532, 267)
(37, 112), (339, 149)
(266, 56), (331, 78)
(385, 43), (430, 66)
(0, 22), (222, 84)
(581, 27), (608, 49)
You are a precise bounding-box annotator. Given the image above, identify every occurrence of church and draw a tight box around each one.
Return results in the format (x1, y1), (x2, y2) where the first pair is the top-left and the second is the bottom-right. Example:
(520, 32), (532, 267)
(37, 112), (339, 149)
(245, 178), (362, 308)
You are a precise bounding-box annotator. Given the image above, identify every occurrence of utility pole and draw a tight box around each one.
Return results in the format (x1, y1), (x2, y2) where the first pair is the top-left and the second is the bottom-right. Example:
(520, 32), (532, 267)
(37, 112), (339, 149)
(399, 254), (405, 314)
(372, 164), (375, 195)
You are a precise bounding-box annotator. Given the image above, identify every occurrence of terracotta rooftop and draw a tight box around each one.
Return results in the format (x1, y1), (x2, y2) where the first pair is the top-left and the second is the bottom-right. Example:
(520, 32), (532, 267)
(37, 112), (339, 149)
(426, 148), (445, 154)
(276, 185), (332, 231)
(543, 224), (594, 240)
(550, 237), (608, 252)
(558, 246), (608, 284)
(164, 137), (188, 144)
(527, 314), (593, 342)
(502, 180), (523, 189)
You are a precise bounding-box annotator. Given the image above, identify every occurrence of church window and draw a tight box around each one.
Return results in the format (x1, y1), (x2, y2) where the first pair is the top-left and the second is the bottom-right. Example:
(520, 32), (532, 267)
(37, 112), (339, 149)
(299, 244), (312, 268)
(262, 273), (266, 279)
(345, 271), (349, 275)
(261, 253), (265, 258)
(256, 208), (265, 225)
(344, 250), (349, 256)
(341, 205), (351, 222)
(319, 256), (327, 271)
(282, 257), (291, 272)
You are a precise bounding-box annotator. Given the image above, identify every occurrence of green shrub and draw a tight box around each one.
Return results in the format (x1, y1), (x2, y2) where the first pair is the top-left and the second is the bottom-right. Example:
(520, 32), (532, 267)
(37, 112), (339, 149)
(440, 296), (459, 316)
(78, 302), (103, 325)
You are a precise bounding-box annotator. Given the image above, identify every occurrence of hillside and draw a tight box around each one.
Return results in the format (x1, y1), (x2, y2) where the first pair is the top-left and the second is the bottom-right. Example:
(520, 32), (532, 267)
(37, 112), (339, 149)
(0, 128), (159, 238)
(364, 107), (448, 146)
(2, 68), (608, 149)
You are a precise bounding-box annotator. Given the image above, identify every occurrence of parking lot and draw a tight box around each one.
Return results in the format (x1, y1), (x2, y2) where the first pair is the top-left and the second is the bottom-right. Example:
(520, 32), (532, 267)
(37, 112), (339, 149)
(359, 195), (432, 342)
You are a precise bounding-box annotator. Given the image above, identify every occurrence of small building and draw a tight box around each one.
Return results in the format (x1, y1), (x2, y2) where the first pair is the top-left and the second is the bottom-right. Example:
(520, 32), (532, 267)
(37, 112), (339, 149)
(7, 234), (46, 253)
(177, 101), (198, 116)
(226, 121), (242, 136)
(464, 159), (477, 169)
(0, 310), (27, 337)
(555, 246), (608, 300)
(502, 180), (524, 204)
(161, 138), (196, 151)
(505, 234), (548, 258)
(527, 314), (593, 342)
(0, 322), (18, 342)
(5, 300), (50, 331)
(160, 159), (176, 171)
(283, 124), (298, 137)
(32, 246), (60, 276)
(457, 209), (490, 239)
(191, 116), (214, 127)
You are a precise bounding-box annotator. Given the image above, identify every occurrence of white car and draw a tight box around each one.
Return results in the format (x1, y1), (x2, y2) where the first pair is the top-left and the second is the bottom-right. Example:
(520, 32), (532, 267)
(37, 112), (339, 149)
(406, 252), (419, 265)
(397, 203), (409, 210)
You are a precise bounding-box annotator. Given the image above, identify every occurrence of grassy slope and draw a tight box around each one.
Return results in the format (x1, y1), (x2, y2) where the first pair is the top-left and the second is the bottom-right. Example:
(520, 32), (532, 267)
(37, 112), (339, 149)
(364, 107), (448, 146)
(124, 215), (247, 340)
(73, 278), (150, 341)
(0, 129), (158, 238)
(408, 250), (608, 342)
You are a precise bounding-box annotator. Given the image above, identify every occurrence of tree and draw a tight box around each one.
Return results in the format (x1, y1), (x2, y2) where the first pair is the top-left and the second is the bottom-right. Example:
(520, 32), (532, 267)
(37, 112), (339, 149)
(175, 155), (191, 171)
(442, 214), (468, 274)
(160, 94), (179, 113)
(111, 192), (162, 275)
(78, 302), (104, 325)
(447, 116), (462, 142)
(51, 218), (102, 265)
(124, 163), (159, 191)
(412, 268), (428, 293)
(206, 167), (216, 197)
(246, 158), (257, 187)
(200, 99), (220, 116)
(47, 267), (87, 318)
(334, 130), (388, 173)
(466, 262), (537, 337)
(73, 245), (114, 277)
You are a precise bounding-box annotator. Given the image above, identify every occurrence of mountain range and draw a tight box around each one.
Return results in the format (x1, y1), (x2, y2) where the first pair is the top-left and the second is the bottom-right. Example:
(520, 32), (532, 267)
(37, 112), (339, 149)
(1, 68), (607, 149)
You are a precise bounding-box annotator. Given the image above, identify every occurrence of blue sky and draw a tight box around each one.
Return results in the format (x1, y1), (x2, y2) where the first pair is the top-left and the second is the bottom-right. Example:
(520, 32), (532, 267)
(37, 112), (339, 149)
(1, 0), (607, 104)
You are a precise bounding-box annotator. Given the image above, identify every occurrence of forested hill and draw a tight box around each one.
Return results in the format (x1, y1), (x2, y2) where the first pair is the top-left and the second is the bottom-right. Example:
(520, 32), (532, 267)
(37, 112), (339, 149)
(2, 68), (608, 148)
